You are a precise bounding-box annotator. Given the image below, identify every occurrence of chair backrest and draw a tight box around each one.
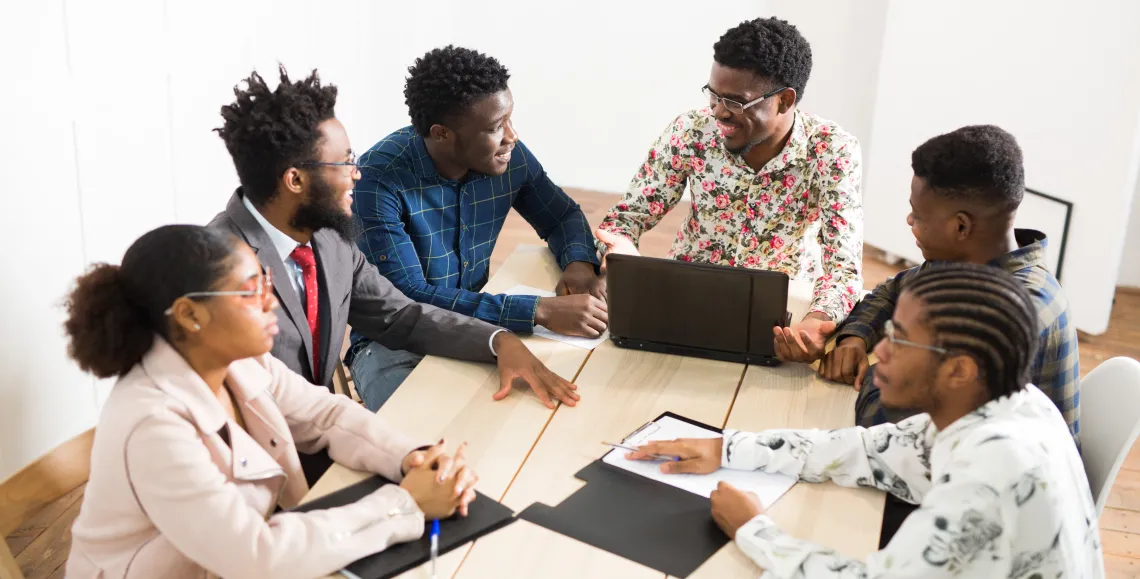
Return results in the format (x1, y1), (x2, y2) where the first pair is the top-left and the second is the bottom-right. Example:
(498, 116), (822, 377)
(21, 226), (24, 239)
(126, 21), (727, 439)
(1080, 357), (1140, 515)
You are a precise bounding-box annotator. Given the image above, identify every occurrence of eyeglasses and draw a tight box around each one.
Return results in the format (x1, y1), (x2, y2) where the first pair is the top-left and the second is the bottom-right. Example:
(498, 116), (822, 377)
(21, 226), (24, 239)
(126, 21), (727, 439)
(297, 151), (358, 171)
(164, 268), (274, 316)
(703, 85), (789, 115)
(883, 320), (948, 355)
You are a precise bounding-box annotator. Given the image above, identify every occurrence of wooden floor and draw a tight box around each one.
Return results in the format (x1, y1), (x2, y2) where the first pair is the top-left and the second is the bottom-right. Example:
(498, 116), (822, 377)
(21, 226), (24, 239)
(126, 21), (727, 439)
(7, 189), (1140, 577)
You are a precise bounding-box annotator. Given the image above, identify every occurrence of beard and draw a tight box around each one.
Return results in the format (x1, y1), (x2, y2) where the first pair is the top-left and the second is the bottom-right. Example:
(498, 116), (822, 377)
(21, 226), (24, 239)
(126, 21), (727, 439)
(289, 174), (359, 243)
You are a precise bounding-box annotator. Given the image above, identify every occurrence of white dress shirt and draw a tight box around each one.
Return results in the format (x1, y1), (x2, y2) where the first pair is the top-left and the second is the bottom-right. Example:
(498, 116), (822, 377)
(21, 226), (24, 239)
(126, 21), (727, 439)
(242, 194), (310, 297)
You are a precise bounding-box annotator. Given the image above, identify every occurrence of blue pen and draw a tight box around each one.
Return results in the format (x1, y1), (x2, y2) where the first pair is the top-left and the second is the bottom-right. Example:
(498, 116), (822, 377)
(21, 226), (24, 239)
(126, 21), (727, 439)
(430, 519), (440, 579)
(602, 442), (681, 461)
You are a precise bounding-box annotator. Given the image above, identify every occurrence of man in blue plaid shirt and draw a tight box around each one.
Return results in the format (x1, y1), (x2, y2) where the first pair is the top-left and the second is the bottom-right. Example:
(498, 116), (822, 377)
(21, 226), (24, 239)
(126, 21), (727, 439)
(778, 125), (1080, 448)
(347, 46), (606, 410)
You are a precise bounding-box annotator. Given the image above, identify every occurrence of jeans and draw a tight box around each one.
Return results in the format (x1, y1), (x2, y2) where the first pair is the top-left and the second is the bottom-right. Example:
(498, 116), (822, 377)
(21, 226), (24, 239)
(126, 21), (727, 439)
(345, 339), (425, 412)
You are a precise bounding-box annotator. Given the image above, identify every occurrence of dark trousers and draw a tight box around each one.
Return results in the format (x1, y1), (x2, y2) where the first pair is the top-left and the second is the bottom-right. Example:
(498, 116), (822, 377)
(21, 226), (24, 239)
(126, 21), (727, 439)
(855, 365), (921, 547)
(299, 448), (335, 488)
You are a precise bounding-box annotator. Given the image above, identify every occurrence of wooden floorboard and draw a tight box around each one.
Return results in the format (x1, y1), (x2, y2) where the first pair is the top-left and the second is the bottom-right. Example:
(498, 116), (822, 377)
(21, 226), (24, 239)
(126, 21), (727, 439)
(4, 485), (84, 559)
(7, 188), (1140, 577)
(13, 494), (81, 579)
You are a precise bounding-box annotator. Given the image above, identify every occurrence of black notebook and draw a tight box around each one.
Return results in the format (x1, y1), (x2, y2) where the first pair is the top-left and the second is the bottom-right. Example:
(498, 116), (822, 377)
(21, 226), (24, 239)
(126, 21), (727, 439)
(518, 412), (729, 577)
(292, 476), (516, 579)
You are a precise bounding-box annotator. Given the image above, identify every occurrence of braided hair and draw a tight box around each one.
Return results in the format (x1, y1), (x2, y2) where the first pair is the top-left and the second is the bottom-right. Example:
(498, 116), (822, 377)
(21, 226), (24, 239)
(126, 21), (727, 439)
(903, 263), (1039, 401)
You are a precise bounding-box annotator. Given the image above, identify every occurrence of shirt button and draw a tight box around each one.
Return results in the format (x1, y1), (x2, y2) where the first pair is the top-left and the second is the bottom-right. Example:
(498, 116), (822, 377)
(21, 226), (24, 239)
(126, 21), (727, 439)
(463, 261), (469, 268)
(462, 224), (468, 231)
(240, 458), (247, 467)
(270, 438), (278, 447)
(379, 254), (387, 261)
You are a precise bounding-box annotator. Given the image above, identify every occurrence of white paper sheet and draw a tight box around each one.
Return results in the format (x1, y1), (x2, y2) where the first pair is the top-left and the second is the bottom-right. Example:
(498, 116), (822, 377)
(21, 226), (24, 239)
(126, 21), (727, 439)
(602, 416), (797, 507)
(503, 284), (608, 350)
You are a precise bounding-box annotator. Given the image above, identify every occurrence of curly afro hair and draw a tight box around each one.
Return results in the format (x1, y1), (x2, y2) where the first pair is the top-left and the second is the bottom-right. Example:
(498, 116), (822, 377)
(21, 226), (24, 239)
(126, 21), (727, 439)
(714, 17), (812, 103)
(215, 65), (338, 205)
(404, 45), (510, 136)
(911, 125), (1025, 212)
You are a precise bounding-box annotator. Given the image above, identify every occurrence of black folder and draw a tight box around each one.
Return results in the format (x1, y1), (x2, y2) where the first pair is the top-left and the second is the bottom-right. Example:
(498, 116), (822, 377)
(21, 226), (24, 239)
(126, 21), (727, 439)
(292, 475), (516, 579)
(518, 412), (729, 577)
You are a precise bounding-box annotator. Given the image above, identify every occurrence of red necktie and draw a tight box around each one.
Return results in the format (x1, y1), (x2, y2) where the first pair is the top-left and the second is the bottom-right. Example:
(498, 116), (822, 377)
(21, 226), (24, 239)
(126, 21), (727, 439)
(290, 246), (320, 379)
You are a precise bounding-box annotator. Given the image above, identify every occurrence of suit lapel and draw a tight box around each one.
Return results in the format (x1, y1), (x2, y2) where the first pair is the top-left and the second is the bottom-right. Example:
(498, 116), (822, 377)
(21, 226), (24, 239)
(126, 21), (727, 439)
(311, 232), (342, 386)
(224, 192), (316, 377)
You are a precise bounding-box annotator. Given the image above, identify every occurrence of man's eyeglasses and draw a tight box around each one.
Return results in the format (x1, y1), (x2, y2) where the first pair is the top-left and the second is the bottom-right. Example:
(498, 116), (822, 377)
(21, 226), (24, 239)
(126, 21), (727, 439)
(297, 151), (358, 171)
(883, 320), (948, 355)
(703, 85), (789, 115)
(164, 268), (274, 316)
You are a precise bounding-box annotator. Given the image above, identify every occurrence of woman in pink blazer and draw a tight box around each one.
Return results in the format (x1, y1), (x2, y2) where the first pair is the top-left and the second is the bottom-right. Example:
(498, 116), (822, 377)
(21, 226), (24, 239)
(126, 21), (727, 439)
(63, 224), (477, 579)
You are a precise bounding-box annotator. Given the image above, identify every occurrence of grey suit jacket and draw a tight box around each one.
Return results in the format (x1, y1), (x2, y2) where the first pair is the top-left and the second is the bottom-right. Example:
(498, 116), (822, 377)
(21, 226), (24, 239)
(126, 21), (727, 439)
(208, 190), (499, 388)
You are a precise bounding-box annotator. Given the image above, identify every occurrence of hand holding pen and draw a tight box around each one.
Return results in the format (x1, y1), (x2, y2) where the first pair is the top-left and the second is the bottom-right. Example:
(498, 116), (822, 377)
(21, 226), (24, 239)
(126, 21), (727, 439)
(619, 437), (724, 475)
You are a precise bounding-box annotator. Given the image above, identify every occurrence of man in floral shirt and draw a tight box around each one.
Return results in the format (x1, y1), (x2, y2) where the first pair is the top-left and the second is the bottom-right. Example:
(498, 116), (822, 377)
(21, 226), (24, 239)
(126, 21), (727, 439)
(597, 17), (863, 353)
(627, 264), (1103, 578)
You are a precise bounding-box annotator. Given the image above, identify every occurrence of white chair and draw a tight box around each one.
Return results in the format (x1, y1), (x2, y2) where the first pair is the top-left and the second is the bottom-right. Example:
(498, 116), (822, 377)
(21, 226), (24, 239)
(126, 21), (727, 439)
(1080, 356), (1140, 515)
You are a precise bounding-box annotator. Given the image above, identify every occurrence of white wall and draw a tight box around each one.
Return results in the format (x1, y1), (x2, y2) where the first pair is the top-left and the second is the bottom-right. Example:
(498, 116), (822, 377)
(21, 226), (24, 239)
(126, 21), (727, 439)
(0, 0), (764, 481)
(766, 0), (888, 161)
(1120, 176), (1140, 288)
(862, 0), (1140, 335)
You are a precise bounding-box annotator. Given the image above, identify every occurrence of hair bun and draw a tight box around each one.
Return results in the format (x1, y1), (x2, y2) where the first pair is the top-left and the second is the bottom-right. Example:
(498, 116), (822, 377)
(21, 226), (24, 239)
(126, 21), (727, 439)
(64, 263), (154, 379)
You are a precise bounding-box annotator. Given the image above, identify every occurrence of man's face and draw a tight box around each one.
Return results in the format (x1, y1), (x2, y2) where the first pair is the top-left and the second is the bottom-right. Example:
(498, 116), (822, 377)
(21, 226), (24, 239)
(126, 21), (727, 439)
(871, 292), (944, 411)
(706, 63), (788, 154)
(906, 176), (967, 262)
(446, 89), (519, 177)
(289, 118), (361, 242)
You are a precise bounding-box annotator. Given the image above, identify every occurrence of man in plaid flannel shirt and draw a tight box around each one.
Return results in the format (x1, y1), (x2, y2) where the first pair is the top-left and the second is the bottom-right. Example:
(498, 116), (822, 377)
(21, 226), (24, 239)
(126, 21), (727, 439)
(347, 46), (606, 411)
(783, 125), (1080, 448)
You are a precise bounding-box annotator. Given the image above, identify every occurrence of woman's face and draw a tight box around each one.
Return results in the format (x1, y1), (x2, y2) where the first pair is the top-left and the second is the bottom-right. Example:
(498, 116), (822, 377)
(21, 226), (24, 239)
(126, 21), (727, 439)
(194, 244), (280, 361)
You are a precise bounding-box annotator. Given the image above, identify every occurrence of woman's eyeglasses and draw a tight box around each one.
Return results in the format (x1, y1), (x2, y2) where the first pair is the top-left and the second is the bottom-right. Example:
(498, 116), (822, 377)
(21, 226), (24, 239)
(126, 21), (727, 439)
(164, 268), (274, 316)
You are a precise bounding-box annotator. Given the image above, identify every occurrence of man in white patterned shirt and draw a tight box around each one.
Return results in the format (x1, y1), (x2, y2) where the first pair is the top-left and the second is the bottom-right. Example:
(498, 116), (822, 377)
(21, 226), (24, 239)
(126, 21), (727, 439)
(627, 263), (1102, 578)
(596, 17), (863, 356)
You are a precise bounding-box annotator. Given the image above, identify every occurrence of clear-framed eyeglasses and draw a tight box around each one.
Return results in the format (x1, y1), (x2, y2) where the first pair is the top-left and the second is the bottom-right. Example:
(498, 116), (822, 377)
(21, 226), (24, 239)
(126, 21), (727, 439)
(883, 319), (948, 355)
(164, 268), (274, 316)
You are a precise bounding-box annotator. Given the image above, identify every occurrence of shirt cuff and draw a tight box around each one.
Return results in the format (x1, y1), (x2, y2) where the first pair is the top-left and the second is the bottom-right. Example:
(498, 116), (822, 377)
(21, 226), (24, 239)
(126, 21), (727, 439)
(488, 329), (510, 357)
(833, 323), (878, 352)
(721, 429), (770, 471)
(559, 242), (602, 270)
(500, 294), (540, 333)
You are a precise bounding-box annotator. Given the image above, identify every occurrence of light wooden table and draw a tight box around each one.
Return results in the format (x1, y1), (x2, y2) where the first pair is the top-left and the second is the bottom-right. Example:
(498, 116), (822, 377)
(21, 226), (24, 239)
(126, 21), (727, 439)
(302, 245), (885, 578)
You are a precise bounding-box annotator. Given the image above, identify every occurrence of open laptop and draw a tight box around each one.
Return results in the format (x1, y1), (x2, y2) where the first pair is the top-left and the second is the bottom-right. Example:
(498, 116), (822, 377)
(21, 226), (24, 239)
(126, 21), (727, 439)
(606, 253), (790, 366)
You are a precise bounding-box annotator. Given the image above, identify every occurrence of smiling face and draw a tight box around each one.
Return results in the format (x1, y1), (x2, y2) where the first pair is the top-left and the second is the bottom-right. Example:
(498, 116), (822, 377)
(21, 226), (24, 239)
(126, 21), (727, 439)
(289, 118), (361, 242)
(445, 89), (519, 176)
(706, 63), (793, 154)
(906, 175), (970, 262)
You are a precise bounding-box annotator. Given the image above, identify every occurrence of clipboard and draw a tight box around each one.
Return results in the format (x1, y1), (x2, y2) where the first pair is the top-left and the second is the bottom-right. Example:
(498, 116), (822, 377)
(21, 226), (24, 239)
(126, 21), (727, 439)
(291, 475), (516, 579)
(518, 411), (730, 577)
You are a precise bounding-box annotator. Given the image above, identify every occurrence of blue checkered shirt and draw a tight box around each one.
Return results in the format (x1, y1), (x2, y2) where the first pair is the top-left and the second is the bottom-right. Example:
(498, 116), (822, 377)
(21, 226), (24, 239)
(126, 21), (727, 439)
(837, 229), (1081, 443)
(351, 127), (599, 333)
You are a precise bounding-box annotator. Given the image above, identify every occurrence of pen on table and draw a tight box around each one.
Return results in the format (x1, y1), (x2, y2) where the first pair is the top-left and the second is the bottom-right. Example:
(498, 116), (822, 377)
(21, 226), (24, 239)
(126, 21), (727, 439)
(430, 519), (439, 579)
(602, 442), (681, 461)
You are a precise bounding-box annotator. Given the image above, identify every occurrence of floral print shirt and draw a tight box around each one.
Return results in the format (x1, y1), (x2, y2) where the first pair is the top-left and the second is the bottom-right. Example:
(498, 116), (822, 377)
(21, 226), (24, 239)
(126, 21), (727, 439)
(720, 384), (1103, 578)
(598, 109), (864, 321)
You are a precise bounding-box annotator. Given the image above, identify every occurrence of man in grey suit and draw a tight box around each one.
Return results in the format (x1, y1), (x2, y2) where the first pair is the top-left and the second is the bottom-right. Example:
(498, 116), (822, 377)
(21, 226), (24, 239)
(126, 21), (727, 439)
(209, 67), (581, 485)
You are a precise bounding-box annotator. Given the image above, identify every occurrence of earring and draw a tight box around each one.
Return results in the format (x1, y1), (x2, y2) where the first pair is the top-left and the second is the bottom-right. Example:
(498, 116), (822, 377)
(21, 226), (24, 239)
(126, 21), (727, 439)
(193, 323), (201, 331)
